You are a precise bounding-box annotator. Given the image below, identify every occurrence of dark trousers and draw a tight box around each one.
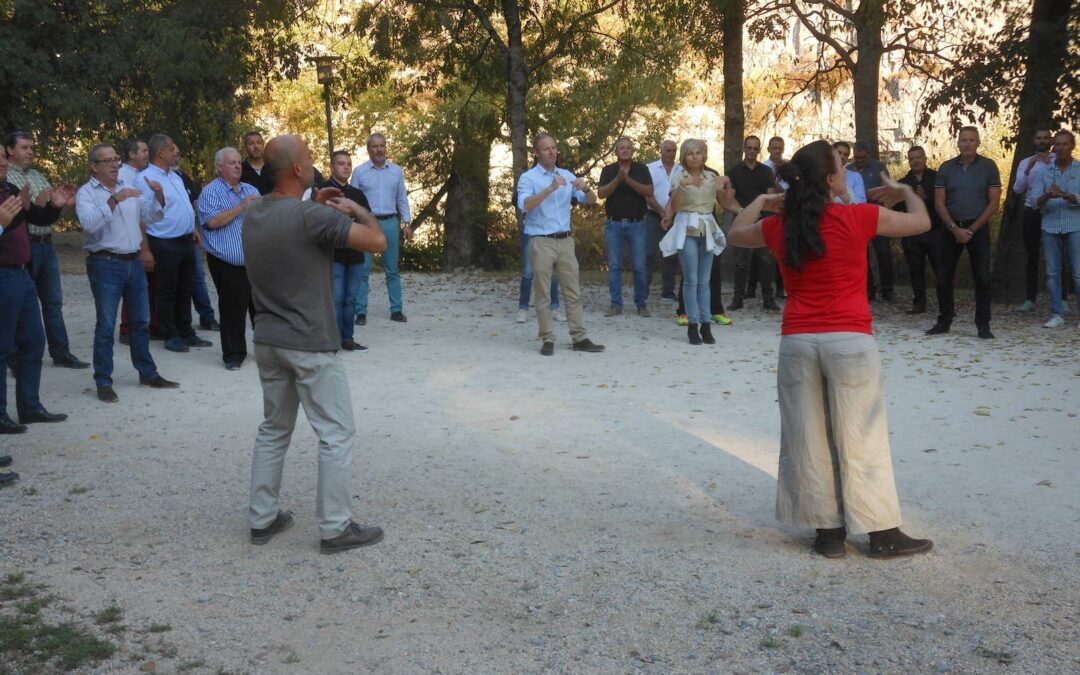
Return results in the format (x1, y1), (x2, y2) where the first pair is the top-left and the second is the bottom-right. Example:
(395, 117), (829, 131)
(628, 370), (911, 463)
(733, 246), (774, 303)
(676, 249), (727, 316)
(867, 236), (895, 300)
(645, 212), (678, 296)
(1022, 207), (1043, 302)
(28, 240), (71, 359)
(206, 255), (254, 364)
(937, 225), (992, 329)
(0, 267), (45, 418)
(902, 230), (943, 306)
(148, 234), (197, 340)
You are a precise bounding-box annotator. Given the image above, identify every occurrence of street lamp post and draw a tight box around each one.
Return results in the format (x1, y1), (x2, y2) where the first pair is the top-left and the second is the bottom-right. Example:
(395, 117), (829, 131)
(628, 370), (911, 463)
(309, 55), (342, 158)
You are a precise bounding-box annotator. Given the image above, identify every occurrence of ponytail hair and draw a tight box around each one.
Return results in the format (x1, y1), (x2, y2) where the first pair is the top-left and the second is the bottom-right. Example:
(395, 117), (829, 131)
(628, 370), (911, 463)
(776, 140), (836, 270)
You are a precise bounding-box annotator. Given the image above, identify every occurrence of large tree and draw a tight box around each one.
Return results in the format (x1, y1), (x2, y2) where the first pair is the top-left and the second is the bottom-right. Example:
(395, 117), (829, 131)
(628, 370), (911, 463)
(922, 0), (1078, 302)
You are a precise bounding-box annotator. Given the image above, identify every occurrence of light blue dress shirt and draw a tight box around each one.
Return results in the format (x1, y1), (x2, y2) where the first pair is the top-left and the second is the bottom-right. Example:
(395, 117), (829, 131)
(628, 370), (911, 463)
(349, 160), (411, 220)
(846, 169), (867, 204)
(197, 177), (261, 266)
(1034, 159), (1080, 234)
(137, 163), (195, 238)
(516, 164), (587, 235)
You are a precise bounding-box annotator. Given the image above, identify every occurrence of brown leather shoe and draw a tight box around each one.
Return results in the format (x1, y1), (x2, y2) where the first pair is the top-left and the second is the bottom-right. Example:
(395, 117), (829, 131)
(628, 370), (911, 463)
(867, 527), (933, 558)
(813, 527), (847, 558)
(571, 339), (605, 353)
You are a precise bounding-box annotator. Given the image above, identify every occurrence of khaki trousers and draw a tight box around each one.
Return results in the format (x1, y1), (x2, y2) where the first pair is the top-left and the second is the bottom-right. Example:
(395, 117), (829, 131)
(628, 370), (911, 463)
(775, 332), (902, 534)
(530, 236), (588, 344)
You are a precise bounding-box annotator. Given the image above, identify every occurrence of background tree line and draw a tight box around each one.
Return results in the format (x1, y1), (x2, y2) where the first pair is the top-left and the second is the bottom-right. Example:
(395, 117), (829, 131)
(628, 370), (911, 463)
(2, 0), (1077, 298)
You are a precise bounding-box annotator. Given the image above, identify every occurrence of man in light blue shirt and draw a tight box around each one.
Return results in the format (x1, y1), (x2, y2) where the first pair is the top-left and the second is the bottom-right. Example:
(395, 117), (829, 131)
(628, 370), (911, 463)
(516, 132), (604, 356)
(138, 134), (212, 353)
(1033, 129), (1080, 328)
(350, 133), (412, 323)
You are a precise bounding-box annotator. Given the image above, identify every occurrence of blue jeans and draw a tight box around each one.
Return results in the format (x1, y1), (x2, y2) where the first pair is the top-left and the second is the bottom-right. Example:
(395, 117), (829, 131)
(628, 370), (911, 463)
(29, 241), (71, 359)
(87, 255), (159, 387)
(333, 261), (365, 344)
(519, 232), (559, 310)
(357, 215), (402, 315)
(1043, 230), (1080, 317)
(192, 248), (217, 325)
(678, 235), (713, 324)
(0, 267), (45, 417)
(604, 219), (648, 308)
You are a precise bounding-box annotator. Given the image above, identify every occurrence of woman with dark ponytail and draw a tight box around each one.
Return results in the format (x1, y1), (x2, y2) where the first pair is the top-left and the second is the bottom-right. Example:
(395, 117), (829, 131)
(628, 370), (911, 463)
(729, 139), (935, 559)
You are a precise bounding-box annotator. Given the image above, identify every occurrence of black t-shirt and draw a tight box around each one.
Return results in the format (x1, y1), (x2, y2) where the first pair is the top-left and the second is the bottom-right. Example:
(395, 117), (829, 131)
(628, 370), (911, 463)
(327, 178), (371, 265)
(599, 161), (652, 220)
(896, 168), (943, 230)
(241, 160), (273, 195)
(726, 161), (775, 209)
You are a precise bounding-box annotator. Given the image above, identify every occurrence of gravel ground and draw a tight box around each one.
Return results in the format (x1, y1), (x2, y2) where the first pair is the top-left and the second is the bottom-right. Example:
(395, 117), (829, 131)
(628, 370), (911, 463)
(1, 264), (1077, 674)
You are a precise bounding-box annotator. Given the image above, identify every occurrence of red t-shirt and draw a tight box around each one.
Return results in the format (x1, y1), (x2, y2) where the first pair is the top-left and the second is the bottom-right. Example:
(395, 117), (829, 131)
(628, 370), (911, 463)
(760, 203), (879, 335)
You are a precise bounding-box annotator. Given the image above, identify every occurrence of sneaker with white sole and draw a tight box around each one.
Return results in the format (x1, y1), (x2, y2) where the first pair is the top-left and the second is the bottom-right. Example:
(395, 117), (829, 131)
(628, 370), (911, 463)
(553, 307), (566, 322)
(1043, 314), (1065, 328)
(515, 308), (528, 323)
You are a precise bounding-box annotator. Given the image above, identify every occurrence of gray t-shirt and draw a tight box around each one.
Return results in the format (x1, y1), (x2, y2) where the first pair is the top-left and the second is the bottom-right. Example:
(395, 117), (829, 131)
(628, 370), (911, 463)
(243, 196), (353, 351)
(935, 155), (1002, 221)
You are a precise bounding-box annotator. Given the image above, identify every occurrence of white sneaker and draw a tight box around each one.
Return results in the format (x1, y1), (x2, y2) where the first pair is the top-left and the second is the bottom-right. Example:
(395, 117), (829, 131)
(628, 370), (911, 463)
(1018, 300), (1036, 312)
(515, 308), (528, 324)
(1043, 314), (1065, 328)
(553, 307), (566, 322)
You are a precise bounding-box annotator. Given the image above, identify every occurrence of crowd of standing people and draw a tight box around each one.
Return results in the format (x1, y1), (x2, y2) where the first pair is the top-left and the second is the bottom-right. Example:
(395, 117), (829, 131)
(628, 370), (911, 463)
(1, 123), (1077, 556)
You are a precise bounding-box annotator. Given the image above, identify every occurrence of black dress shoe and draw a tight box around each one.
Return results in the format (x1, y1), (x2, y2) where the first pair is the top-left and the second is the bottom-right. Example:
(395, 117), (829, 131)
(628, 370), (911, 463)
(341, 340), (368, 352)
(866, 527), (933, 558)
(813, 527), (847, 558)
(390, 312), (408, 323)
(977, 328), (995, 340)
(0, 455), (11, 468)
(354, 314), (366, 326)
(540, 341), (554, 356)
(905, 303), (927, 315)
(762, 300), (781, 311)
(925, 322), (950, 335)
(571, 338), (605, 353)
(182, 335), (213, 348)
(225, 361), (242, 371)
(140, 375), (180, 389)
(53, 354), (90, 369)
(19, 409), (67, 424)
(251, 511), (294, 545)
(0, 471), (18, 486)
(0, 415), (27, 434)
(97, 386), (119, 403)
(200, 320), (221, 331)
(320, 522), (384, 554)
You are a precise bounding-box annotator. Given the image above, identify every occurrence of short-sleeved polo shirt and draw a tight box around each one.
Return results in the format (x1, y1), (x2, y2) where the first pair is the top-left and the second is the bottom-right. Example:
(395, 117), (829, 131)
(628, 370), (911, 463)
(935, 155), (1002, 221)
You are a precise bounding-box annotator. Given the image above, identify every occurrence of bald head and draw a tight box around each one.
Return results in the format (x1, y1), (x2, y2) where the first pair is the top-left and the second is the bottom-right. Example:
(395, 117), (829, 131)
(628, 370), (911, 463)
(263, 134), (313, 195)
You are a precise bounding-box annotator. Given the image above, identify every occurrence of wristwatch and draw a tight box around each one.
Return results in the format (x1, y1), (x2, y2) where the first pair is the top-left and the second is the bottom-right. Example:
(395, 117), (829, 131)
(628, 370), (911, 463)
(107, 194), (119, 207)
(946, 222), (958, 232)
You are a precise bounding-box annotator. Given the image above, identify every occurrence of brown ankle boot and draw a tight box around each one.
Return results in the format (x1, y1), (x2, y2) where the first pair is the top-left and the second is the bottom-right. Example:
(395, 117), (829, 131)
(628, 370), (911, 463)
(867, 527), (933, 558)
(813, 527), (847, 558)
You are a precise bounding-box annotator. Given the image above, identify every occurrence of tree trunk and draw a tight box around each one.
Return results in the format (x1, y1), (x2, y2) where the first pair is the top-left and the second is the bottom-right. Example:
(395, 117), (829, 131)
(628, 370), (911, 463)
(502, 0), (530, 186)
(852, 2), (884, 157)
(722, 1), (745, 172)
(992, 0), (1072, 302)
(443, 126), (495, 269)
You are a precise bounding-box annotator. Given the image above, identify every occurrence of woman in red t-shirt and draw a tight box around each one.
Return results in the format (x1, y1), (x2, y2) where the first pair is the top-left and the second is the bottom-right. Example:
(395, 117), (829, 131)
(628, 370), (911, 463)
(728, 140), (933, 559)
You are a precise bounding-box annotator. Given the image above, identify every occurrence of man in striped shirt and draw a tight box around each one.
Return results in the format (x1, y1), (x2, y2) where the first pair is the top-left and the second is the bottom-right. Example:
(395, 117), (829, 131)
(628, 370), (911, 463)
(197, 147), (261, 370)
(1033, 129), (1080, 329)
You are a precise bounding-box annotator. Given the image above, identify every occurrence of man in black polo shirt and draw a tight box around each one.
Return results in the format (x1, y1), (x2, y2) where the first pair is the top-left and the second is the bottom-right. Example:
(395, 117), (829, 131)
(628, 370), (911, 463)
(240, 131), (272, 195)
(727, 135), (779, 311)
(598, 137), (653, 317)
(931, 126), (1002, 339)
(895, 146), (942, 314)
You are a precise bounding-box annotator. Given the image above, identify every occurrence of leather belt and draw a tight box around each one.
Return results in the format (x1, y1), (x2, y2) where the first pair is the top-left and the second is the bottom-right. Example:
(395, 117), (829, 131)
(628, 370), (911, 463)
(373, 213), (396, 219)
(609, 217), (645, 223)
(89, 250), (139, 261)
(29, 233), (52, 243)
(539, 231), (572, 239)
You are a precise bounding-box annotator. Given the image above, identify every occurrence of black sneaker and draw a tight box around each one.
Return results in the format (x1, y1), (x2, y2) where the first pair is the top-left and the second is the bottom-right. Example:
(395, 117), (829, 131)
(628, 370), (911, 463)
(0, 471), (18, 486)
(812, 527), (847, 558)
(866, 527), (933, 558)
(250, 511), (294, 545)
(355, 314), (366, 326)
(320, 522), (384, 554)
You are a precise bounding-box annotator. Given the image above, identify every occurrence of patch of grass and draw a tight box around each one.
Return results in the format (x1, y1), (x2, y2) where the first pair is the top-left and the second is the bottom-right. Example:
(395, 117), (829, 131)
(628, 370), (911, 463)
(69, 485), (89, 495)
(695, 610), (721, 629)
(3, 572), (26, 585)
(787, 624), (805, 638)
(17, 593), (55, 615)
(146, 622), (173, 633)
(93, 604), (123, 625)
(759, 636), (782, 649)
(146, 638), (178, 658)
(975, 646), (1015, 664)
(177, 659), (206, 671)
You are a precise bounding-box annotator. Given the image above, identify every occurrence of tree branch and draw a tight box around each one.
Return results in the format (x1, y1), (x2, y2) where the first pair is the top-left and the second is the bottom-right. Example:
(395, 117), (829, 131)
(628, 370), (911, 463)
(788, 0), (857, 72)
(528, 0), (624, 73)
(411, 178), (452, 232)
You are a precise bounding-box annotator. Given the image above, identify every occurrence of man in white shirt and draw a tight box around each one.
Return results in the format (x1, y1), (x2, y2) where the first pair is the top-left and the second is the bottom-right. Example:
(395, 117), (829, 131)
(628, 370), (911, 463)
(645, 140), (678, 300)
(1012, 128), (1055, 311)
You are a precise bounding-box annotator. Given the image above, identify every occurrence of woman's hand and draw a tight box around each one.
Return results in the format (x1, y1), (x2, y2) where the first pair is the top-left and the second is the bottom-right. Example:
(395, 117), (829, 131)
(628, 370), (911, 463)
(866, 172), (913, 208)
